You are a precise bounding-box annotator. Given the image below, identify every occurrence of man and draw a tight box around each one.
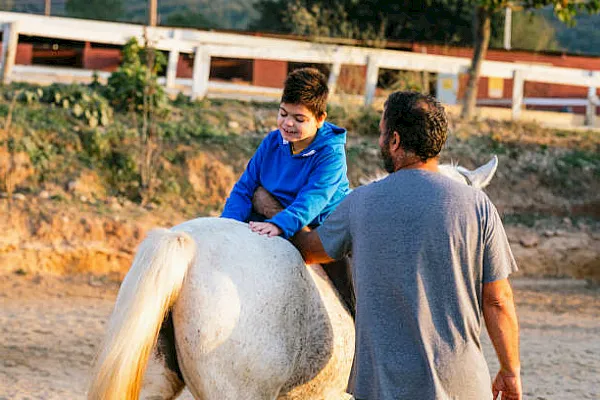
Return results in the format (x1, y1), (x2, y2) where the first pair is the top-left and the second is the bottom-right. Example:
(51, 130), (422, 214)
(254, 91), (521, 400)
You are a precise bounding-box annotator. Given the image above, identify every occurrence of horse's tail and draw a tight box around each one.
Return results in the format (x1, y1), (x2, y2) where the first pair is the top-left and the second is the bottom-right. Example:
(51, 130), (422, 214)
(88, 228), (196, 400)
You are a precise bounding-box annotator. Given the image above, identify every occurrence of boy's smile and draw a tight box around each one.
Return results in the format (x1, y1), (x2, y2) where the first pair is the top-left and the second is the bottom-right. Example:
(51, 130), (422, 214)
(278, 103), (327, 153)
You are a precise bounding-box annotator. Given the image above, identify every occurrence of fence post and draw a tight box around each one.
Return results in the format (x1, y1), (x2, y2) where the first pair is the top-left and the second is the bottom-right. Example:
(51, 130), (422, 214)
(584, 71), (598, 128)
(586, 87), (597, 128)
(191, 46), (211, 100)
(1, 22), (19, 85)
(364, 55), (379, 106)
(328, 61), (342, 96)
(436, 73), (458, 105)
(166, 30), (181, 89)
(511, 69), (524, 120)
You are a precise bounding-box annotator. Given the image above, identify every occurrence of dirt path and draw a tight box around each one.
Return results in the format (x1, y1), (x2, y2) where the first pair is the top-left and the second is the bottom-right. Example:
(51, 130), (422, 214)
(0, 274), (598, 400)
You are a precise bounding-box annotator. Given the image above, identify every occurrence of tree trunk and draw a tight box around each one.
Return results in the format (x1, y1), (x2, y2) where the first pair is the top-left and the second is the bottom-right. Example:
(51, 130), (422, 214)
(461, 6), (491, 120)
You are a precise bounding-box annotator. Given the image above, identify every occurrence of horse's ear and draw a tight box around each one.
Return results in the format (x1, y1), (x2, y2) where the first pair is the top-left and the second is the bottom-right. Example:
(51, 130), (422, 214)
(456, 155), (498, 189)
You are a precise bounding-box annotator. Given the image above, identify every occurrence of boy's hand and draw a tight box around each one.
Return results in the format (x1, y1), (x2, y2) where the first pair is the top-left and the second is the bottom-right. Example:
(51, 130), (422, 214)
(249, 221), (283, 237)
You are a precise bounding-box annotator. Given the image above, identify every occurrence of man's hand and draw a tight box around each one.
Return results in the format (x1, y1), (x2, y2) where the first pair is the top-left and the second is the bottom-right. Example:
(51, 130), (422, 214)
(492, 369), (522, 400)
(252, 186), (283, 219)
(249, 221), (283, 237)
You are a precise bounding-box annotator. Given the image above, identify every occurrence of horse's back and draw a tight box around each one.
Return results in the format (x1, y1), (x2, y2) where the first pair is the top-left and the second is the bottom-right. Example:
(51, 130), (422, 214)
(170, 218), (352, 399)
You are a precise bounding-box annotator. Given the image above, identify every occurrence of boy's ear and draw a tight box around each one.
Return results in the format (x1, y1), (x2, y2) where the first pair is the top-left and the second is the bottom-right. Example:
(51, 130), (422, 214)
(316, 112), (327, 128)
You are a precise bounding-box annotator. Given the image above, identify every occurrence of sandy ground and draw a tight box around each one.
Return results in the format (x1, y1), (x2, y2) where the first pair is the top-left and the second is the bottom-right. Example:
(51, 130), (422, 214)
(0, 274), (599, 400)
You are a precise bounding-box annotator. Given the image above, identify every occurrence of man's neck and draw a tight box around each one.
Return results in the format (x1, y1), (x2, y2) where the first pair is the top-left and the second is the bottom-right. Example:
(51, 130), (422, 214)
(395, 157), (439, 172)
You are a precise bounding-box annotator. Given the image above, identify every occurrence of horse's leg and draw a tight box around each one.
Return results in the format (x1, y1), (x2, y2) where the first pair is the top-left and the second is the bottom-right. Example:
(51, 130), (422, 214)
(140, 314), (186, 400)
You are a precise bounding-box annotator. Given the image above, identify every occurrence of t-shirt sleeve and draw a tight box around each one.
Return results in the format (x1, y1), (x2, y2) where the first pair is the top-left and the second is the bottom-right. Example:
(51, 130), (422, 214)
(316, 191), (353, 260)
(482, 197), (518, 283)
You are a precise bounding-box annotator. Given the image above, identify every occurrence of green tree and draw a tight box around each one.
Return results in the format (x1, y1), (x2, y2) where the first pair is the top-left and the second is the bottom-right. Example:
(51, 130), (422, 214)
(551, 11), (600, 55)
(106, 38), (166, 113)
(65, 0), (124, 22)
(164, 9), (219, 29)
(506, 10), (560, 52)
(106, 37), (167, 204)
(251, 0), (504, 46)
(461, 0), (600, 120)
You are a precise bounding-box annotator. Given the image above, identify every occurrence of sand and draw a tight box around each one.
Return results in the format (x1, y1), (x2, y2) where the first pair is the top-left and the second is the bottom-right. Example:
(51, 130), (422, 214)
(0, 274), (598, 400)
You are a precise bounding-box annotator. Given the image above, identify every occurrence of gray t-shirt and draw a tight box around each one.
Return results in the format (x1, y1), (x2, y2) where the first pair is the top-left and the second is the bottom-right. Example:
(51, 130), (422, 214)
(317, 169), (517, 400)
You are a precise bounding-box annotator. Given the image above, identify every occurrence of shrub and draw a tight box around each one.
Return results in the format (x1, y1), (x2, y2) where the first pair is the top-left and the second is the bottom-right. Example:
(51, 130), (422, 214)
(106, 37), (167, 113)
(8, 83), (113, 128)
(42, 84), (113, 128)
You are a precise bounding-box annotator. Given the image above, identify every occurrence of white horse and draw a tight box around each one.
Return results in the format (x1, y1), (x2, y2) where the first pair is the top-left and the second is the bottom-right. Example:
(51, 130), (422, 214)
(88, 157), (498, 400)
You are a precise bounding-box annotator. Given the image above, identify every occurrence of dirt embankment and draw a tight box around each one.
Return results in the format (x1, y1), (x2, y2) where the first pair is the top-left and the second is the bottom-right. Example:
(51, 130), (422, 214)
(1, 189), (598, 283)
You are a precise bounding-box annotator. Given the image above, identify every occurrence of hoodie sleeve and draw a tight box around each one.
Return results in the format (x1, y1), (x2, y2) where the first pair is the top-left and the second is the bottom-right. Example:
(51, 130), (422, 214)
(221, 136), (268, 222)
(266, 148), (347, 238)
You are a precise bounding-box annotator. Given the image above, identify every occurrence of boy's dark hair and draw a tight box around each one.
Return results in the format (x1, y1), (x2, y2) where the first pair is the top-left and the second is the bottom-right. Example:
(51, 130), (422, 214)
(281, 67), (329, 118)
(383, 91), (448, 161)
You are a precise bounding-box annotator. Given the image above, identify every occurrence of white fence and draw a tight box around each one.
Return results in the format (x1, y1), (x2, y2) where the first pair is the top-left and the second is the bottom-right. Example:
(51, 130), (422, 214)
(0, 11), (598, 126)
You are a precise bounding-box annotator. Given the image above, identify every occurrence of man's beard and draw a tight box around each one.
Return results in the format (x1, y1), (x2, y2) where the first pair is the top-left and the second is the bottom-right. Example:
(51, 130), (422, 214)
(380, 143), (395, 173)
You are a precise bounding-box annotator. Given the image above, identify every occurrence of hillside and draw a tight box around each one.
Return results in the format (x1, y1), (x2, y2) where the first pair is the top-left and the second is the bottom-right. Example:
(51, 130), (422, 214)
(1, 0), (259, 30)
(0, 82), (598, 282)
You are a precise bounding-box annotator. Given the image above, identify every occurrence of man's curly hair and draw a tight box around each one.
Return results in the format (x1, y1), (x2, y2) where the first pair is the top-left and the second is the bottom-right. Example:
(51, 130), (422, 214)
(382, 92), (448, 161)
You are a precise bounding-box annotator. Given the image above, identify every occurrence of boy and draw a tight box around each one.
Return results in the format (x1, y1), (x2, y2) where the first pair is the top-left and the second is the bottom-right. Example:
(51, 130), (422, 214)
(221, 67), (351, 239)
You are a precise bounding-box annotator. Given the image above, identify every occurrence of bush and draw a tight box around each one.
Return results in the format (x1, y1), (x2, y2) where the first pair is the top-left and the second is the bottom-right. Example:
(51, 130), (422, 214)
(9, 83), (113, 128)
(42, 84), (113, 128)
(106, 37), (167, 113)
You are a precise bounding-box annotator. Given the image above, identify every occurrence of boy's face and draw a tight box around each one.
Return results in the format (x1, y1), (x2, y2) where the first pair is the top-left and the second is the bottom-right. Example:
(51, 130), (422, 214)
(277, 103), (326, 148)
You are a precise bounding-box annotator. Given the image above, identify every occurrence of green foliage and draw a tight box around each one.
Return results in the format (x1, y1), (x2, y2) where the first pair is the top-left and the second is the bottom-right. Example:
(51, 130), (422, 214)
(252, 0), (503, 46)
(7, 84), (113, 128)
(106, 38), (167, 113)
(549, 10), (600, 55)
(65, 0), (125, 22)
(122, 0), (258, 29)
(160, 118), (227, 141)
(489, 9), (560, 51)
(556, 150), (600, 172)
(344, 107), (381, 137)
(327, 103), (381, 137)
(378, 70), (424, 93)
(164, 9), (220, 29)
(282, 0), (385, 43)
(42, 84), (113, 128)
(104, 149), (141, 200)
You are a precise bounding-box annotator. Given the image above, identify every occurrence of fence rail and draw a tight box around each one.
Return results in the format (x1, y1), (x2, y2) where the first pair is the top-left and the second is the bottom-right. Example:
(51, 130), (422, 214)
(0, 11), (598, 127)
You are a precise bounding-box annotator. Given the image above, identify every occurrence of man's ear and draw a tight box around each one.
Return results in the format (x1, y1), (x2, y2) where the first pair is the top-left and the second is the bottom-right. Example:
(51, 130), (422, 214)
(390, 131), (401, 151)
(316, 112), (327, 128)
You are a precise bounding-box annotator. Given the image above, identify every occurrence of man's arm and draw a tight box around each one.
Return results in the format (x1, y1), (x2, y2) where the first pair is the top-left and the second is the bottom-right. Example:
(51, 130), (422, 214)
(253, 187), (334, 264)
(290, 230), (334, 265)
(483, 278), (522, 400)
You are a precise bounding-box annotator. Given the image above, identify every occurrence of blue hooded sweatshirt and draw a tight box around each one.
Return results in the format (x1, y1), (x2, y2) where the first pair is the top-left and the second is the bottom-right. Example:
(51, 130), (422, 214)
(221, 121), (351, 238)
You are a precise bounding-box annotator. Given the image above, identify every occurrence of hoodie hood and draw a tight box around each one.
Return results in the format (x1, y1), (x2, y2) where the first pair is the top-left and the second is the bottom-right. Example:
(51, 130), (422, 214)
(281, 121), (346, 157)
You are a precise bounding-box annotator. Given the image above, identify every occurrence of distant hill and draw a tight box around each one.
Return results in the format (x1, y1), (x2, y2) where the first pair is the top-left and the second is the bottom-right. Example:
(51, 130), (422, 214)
(1, 1), (598, 55)
(123, 0), (259, 30)
(0, 0), (258, 30)
(544, 9), (600, 56)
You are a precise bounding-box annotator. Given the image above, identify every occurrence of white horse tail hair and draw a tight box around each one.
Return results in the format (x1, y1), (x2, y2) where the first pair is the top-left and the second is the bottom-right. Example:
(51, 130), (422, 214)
(88, 228), (196, 400)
